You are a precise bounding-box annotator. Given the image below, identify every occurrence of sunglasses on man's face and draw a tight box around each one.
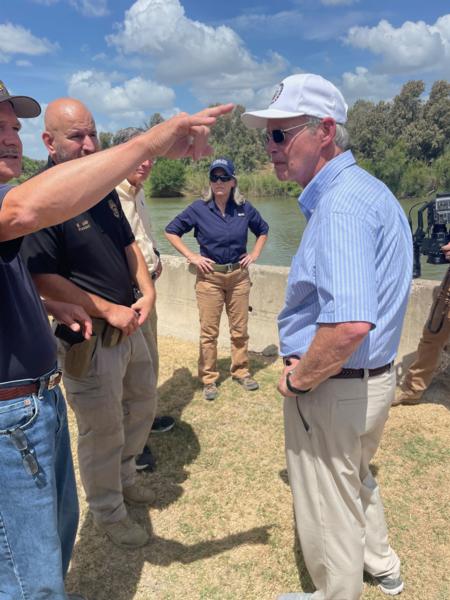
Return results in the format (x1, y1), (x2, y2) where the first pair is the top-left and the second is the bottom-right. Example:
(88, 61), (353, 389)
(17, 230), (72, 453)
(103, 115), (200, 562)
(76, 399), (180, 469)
(265, 121), (314, 145)
(210, 174), (233, 183)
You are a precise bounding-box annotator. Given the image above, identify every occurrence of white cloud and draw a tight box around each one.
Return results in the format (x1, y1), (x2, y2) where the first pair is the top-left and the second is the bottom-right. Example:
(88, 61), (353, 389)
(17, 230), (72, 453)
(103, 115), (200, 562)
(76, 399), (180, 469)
(107, 0), (288, 104)
(0, 23), (58, 61)
(67, 70), (175, 123)
(19, 106), (47, 160)
(16, 60), (32, 67)
(345, 15), (450, 74)
(229, 10), (304, 35)
(69, 0), (109, 17)
(340, 66), (398, 105)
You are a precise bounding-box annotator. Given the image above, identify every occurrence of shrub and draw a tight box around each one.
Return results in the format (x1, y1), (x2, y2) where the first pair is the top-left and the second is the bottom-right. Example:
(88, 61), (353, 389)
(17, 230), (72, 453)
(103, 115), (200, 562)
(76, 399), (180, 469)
(148, 159), (186, 197)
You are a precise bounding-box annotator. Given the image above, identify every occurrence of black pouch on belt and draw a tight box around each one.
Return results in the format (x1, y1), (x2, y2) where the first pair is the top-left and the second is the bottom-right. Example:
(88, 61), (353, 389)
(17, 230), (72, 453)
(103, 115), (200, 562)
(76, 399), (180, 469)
(55, 323), (97, 379)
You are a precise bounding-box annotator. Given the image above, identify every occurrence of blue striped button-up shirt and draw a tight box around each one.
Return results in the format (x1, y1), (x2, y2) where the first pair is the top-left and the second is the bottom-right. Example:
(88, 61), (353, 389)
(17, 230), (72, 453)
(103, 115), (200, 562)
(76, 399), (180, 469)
(278, 150), (413, 368)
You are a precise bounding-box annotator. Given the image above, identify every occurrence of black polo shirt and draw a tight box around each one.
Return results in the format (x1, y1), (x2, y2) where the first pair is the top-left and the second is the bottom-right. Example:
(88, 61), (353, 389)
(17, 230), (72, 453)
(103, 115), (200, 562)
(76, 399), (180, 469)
(21, 189), (136, 307)
(0, 184), (57, 381)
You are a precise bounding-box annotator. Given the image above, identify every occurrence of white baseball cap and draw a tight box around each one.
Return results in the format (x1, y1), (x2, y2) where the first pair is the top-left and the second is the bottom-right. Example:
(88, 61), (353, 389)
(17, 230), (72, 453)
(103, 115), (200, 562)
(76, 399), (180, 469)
(241, 73), (348, 128)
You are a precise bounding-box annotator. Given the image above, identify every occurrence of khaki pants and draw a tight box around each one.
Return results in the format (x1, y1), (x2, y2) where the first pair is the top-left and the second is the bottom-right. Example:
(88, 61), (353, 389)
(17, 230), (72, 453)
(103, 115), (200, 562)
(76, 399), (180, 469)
(62, 328), (156, 524)
(400, 285), (450, 401)
(284, 370), (400, 600)
(195, 268), (251, 385)
(141, 307), (159, 382)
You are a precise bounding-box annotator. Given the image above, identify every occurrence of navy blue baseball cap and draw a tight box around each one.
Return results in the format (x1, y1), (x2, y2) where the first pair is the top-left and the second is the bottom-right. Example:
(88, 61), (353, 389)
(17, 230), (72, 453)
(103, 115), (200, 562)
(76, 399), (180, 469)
(209, 157), (235, 178)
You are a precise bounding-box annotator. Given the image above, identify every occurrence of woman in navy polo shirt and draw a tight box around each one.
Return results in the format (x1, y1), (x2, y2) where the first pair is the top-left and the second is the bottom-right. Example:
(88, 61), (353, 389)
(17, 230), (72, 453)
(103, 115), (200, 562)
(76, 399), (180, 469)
(165, 158), (269, 400)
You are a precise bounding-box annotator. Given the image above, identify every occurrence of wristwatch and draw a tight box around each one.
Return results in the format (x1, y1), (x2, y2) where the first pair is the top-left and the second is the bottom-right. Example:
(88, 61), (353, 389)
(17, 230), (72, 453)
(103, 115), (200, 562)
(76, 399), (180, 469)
(286, 371), (311, 395)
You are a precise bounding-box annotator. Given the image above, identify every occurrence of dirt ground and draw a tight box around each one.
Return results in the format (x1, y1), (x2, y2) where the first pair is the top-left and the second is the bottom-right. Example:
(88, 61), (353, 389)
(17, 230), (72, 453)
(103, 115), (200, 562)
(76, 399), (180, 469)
(64, 337), (450, 600)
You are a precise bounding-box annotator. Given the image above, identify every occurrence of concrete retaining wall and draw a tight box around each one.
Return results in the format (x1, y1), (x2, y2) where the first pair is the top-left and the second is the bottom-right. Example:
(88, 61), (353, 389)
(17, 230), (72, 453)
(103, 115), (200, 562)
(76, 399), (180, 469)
(156, 255), (448, 375)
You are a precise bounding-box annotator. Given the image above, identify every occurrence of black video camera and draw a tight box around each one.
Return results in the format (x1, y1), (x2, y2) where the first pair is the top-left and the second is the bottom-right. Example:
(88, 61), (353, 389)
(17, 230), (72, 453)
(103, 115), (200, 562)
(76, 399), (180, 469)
(409, 193), (450, 278)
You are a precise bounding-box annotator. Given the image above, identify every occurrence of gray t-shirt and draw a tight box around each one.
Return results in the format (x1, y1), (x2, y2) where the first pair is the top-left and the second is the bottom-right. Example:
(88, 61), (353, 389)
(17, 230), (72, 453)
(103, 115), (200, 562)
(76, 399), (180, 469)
(0, 184), (56, 381)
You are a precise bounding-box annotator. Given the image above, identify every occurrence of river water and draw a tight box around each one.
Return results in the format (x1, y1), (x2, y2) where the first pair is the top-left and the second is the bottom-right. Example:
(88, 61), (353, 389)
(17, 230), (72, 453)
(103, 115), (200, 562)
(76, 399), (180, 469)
(147, 195), (447, 281)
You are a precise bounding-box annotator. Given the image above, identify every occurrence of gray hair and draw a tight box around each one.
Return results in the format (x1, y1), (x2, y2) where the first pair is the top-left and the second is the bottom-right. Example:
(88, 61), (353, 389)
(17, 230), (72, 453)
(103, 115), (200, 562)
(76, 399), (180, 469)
(306, 116), (350, 151)
(204, 184), (245, 205)
(112, 127), (144, 145)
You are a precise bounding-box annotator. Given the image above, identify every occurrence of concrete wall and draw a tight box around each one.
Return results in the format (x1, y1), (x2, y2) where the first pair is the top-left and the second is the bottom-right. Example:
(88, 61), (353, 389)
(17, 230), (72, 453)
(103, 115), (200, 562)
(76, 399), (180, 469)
(156, 255), (448, 374)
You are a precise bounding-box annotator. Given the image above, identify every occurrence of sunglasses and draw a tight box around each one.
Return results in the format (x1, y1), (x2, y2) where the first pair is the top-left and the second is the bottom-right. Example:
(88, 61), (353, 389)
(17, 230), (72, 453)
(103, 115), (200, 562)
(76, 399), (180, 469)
(9, 428), (39, 477)
(265, 121), (314, 145)
(210, 174), (233, 183)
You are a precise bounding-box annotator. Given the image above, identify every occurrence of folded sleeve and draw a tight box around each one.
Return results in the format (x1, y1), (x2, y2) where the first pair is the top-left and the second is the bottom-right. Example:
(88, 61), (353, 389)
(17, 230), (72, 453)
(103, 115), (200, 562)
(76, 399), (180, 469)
(315, 211), (378, 327)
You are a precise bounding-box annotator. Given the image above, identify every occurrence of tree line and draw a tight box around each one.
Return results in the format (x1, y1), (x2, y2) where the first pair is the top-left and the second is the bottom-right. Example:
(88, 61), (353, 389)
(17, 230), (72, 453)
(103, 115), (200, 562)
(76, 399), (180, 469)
(21, 79), (450, 198)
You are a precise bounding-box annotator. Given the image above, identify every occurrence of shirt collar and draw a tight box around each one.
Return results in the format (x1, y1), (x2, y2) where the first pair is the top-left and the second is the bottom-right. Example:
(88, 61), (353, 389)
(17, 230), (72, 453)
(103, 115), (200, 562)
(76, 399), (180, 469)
(117, 178), (139, 197)
(298, 150), (356, 220)
(207, 197), (237, 215)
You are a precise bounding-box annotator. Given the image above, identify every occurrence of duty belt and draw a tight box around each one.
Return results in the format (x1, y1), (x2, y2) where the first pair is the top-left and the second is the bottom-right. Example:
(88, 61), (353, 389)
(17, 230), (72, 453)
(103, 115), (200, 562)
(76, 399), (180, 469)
(91, 318), (124, 347)
(212, 262), (241, 273)
(0, 369), (62, 402)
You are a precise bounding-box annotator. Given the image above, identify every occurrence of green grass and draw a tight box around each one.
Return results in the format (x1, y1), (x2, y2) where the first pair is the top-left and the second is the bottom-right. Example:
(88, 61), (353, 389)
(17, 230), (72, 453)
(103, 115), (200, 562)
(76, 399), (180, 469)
(65, 336), (450, 600)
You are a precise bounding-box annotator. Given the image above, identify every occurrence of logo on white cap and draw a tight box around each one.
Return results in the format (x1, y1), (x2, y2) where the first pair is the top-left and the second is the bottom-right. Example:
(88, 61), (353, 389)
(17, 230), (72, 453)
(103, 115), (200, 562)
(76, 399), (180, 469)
(270, 83), (284, 105)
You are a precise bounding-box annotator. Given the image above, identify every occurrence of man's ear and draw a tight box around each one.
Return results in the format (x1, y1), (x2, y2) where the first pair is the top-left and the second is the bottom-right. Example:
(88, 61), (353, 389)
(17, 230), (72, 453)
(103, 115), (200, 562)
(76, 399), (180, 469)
(319, 118), (336, 148)
(42, 131), (54, 154)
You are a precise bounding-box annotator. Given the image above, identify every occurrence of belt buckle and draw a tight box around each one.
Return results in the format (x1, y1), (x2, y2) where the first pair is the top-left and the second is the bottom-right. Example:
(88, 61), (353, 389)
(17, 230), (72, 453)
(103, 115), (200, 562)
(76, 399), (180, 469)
(47, 369), (62, 390)
(226, 263), (233, 273)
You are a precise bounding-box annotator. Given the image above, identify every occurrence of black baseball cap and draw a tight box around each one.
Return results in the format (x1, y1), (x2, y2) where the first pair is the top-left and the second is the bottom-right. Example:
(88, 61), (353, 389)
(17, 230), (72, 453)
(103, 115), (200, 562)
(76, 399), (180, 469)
(0, 80), (41, 118)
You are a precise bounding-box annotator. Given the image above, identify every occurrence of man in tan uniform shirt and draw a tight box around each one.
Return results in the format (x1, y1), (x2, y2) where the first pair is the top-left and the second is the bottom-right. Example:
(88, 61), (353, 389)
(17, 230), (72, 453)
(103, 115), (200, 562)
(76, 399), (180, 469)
(115, 128), (175, 471)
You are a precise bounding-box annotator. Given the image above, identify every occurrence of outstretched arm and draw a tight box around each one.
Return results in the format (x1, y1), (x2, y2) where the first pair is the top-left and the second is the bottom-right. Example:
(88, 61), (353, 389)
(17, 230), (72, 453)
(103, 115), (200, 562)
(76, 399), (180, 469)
(0, 104), (234, 241)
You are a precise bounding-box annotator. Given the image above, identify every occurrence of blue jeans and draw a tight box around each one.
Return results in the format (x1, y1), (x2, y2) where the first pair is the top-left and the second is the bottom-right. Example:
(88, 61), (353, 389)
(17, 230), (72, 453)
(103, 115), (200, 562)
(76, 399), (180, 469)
(0, 383), (79, 599)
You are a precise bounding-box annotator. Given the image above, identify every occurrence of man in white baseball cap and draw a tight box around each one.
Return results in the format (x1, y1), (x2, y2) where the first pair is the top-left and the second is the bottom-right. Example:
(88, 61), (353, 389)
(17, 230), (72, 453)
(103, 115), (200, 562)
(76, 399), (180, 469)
(242, 74), (411, 599)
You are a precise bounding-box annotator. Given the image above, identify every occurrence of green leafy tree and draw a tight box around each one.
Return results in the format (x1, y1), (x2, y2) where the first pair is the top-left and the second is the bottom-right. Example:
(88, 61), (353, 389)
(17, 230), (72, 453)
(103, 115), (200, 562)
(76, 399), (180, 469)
(145, 112), (165, 129)
(433, 149), (450, 192)
(399, 161), (434, 198)
(12, 156), (46, 183)
(148, 158), (186, 197)
(99, 131), (113, 150)
(390, 80), (425, 139)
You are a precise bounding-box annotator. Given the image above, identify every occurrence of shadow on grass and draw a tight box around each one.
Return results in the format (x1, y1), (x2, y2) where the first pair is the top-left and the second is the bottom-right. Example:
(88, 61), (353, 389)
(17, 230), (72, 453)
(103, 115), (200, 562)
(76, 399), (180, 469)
(67, 506), (272, 600)
(66, 365), (273, 598)
(216, 351), (279, 386)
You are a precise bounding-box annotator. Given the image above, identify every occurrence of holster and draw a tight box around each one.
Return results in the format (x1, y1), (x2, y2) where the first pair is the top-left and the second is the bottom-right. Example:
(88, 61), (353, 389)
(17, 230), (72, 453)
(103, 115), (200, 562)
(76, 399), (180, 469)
(64, 335), (98, 379)
(62, 319), (123, 379)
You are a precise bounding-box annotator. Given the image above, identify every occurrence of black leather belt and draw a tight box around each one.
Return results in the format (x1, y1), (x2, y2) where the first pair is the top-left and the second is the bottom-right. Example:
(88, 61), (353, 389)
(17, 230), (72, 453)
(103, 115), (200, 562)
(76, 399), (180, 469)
(282, 356), (393, 380)
(331, 362), (393, 379)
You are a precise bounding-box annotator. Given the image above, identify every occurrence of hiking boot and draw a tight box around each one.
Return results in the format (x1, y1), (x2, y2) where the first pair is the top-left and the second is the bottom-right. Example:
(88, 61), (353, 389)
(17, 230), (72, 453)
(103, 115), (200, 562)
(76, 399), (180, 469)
(277, 594), (313, 599)
(151, 415), (175, 433)
(391, 390), (420, 407)
(374, 573), (404, 595)
(136, 445), (156, 472)
(203, 383), (218, 401)
(233, 375), (259, 391)
(96, 515), (149, 549)
(123, 483), (155, 505)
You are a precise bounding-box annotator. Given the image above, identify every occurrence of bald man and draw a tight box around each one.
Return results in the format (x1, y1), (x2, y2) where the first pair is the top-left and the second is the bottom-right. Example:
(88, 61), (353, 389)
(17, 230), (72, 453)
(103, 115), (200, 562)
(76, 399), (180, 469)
(22, 98), (158, 549)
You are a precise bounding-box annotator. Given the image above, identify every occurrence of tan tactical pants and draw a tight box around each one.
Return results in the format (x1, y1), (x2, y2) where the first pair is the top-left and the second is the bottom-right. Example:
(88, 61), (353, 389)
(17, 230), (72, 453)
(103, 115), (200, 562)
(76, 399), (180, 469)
(62, 327), (156, 524)
(195, 268), (251, 385)
(284, 370), (400, 600)
(141, 307), (159, 382)
(400, 285), (450, 402)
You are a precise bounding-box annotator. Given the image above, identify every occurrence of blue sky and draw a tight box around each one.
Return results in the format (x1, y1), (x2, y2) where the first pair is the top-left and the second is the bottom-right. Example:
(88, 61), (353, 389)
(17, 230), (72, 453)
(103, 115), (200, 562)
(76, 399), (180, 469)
(1, 0), (449, 159)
